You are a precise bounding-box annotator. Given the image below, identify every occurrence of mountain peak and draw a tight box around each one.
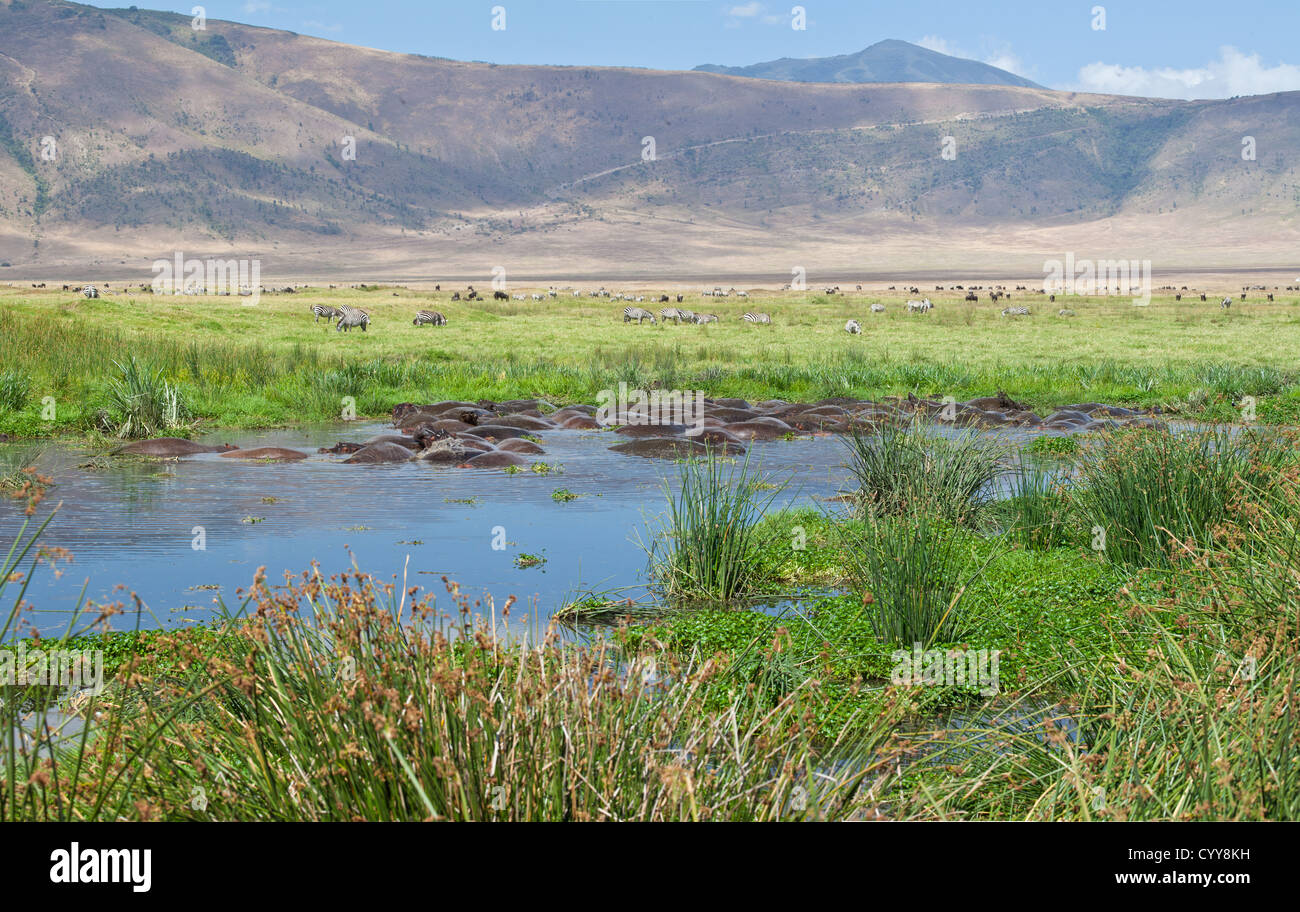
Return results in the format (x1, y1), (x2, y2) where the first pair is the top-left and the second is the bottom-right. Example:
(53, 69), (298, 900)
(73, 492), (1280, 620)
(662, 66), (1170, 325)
(693, 39), (1042, 89)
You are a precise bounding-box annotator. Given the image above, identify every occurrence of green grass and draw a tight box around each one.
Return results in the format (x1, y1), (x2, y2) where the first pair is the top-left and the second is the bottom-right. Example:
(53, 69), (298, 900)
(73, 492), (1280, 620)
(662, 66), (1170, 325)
(2, 285), (1300, 436)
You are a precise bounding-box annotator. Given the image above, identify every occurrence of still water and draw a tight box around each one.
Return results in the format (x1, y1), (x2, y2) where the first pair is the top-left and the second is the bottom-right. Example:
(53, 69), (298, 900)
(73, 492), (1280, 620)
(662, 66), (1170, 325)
(2, 423), (861, 635)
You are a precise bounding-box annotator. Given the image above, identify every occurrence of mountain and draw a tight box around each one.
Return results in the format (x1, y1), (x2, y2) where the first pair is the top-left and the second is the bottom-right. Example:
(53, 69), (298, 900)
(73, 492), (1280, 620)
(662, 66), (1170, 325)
(0, 1), (1297, 279)
(693, 39), (1044, 89)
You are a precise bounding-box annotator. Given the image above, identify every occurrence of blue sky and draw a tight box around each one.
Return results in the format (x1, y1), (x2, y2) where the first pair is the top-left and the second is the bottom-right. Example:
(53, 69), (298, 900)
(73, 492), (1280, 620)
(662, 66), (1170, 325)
(84, 1), (1299, 98)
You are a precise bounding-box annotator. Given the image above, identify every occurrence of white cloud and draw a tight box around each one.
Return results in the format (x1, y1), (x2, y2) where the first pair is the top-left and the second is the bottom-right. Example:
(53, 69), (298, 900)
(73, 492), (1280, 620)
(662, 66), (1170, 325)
(1074, 46), (1300, 99)
(915, 35), (1033, 80)
(302, 20), (343, 34)
(724, 3), (787, 27)
(726, 2), (763, 17)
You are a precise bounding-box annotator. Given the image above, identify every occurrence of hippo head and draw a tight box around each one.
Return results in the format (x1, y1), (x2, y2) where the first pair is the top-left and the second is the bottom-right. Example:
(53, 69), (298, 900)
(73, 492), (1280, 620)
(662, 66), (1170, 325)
(413, 424), (451, 450)
(391, 403), (419, 424)
(457, 410), (480, 426)
(215, 443), (239, 452)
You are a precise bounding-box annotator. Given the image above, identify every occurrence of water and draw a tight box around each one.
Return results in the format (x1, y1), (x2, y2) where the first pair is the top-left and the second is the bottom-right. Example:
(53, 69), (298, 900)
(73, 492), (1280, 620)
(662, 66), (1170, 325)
(1, 422), (859, 635)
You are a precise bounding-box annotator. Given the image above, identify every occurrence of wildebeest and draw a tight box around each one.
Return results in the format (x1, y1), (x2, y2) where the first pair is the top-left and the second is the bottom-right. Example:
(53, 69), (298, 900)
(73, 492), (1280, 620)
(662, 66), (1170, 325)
(493, 290), (508, 300)
(965, 293), (978, 302)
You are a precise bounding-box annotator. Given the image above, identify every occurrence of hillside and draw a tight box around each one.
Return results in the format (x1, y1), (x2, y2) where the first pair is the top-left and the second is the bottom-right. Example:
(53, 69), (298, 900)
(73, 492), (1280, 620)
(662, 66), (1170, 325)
(694, 39), (1044, 89)
(0, 0), (1297, 278)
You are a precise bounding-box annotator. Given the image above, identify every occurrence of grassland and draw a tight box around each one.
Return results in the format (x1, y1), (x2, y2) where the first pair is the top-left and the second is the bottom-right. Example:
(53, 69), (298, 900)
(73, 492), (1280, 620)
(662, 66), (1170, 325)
(2, 283), (1300, 437)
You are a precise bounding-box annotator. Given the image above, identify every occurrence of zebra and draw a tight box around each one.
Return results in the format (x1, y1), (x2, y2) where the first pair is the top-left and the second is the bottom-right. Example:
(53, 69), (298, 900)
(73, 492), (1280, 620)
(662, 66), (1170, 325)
(870, 302), (886, 313)
(1057, 308), (1076, 317)
(694, 313), (718, 324)
(413, 310), (447, 326)
(845, 319), (862, 334)
(1220, 296), (1232, 309)
(82, 285), (100, 299)
(660, 307), (685, 323)
(311, 304), (343, 323)
(906, 299), (933, 313)
(677, 308), (697, 322)
(335, 306), (370, 332)
(1000, 306), (1030, 317)
(623, 306), (656, 324)
(742, 312), (771, 324)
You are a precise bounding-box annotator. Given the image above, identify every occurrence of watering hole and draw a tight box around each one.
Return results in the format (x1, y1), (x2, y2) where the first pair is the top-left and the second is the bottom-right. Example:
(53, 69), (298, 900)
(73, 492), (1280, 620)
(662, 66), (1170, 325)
(3, 422), (909, 634)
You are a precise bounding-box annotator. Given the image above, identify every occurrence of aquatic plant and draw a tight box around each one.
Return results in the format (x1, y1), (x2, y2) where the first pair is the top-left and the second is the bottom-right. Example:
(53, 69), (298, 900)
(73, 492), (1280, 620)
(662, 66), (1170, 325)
(844, 421), (1006, 526)
(1073, 426), (1295, 568)
(103, 356), (192, 439)
(650, 452), (785, 603)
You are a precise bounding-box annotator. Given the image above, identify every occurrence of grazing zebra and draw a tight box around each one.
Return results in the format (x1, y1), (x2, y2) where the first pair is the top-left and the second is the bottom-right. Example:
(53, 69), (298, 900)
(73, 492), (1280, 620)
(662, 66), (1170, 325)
(82, 285), (99, 299)
(413, 310), (447, 326)
(335, 306), (370, 332)
(311, 304), (343, 323)
(845, 319), (862, 334)
(1001, 306), (1030, 317)
(870, 302), (885, 313)
(742, 312), (771, 324)
(1057, 308), (1075, 317)
(660, 307), (685, 323)
(1221, 296), (1232, 309)
(677, 308), (696, 322)
(623, 306), (656, 324)
(694, 313), (718, 324)
(906, 299), (933, 313)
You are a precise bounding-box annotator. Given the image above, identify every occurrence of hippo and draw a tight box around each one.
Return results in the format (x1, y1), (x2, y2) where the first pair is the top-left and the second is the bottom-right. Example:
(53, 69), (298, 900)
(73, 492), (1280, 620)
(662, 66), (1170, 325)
(710, 398), (753, 410)
(464, 425), (534, 441)
(363, 434), (422, 451)
(703, 407), (762, 424)
(428, 418), (473, 434)
(495, 399), (555, 414)
(460, 450), (532, 469)
(724, 419), (795, 441)
(318, 441), (365, 455)
(485, 414), (556, 431)
(116, 438), (238, 457)
(417, 437), (477, 463)
(220, 447), (309, 461)
(614, 423), (688, 438)
(496, 438), (546, 455)
(560, 415), (601, 430)
(343, 442), (413, 464)
(609, 438), (744, 459)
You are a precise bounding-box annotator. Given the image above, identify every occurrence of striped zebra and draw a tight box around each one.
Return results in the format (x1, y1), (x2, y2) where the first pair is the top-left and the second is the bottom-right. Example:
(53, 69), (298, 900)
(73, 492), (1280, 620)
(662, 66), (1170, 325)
(82, 285), (100, 299)
(623, 306), (656, 324)
(311, 304), (343, 323)
(660, 307), (686, 323)
(335, 306), (370, 332)
(693, 313), (718, 324)
(870, 302), (885, 313)
(742, 312), (771, 324)
(1220, 296), (1232, 309)
(1057, 309), (1076, 317)
(1000, 306), (1030, 317)
(845, 319), (862, 334)
(906, 298), (933, 313)
(677, 308), (696, 322)
(413, 310), (447, 326)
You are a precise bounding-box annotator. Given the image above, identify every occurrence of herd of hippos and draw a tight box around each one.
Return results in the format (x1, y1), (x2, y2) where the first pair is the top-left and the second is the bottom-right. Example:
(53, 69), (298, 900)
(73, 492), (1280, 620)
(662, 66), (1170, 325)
(111, 392), (1164, 468)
